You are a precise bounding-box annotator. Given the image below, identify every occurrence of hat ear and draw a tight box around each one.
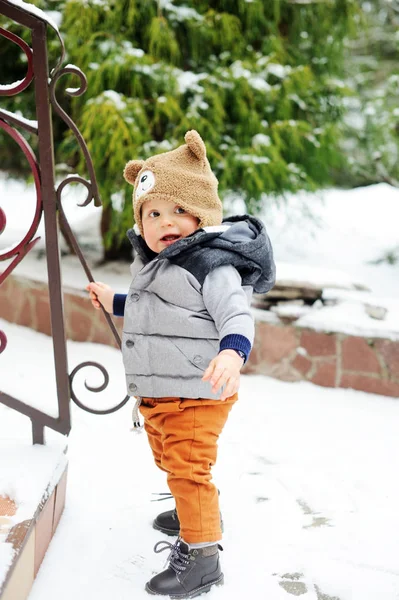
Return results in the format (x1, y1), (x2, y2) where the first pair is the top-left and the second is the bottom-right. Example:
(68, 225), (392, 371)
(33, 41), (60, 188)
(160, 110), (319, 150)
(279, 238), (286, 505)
(184, 130), (207, 160)
(123, 160), (144, 184)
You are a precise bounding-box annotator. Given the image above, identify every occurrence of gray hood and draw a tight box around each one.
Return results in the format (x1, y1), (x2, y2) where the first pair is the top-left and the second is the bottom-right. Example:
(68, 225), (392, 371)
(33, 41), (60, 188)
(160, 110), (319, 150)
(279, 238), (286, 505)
(127, 214), (276, 294)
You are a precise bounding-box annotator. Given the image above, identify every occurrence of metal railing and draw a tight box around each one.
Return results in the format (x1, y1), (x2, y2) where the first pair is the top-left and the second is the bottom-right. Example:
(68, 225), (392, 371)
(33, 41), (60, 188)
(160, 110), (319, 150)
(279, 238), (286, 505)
(0, 0), (128, 444)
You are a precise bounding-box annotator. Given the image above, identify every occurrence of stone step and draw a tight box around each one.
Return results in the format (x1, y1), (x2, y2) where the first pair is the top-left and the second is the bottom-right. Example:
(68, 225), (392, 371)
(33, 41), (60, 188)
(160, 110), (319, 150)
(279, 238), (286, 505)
(0, 448), (68, 600)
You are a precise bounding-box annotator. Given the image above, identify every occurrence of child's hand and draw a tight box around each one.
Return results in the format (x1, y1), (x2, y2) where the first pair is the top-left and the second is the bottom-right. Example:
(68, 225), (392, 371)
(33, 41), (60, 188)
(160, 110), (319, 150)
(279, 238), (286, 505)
(202, 349), (244, 401)
(86, 282), (115, 313)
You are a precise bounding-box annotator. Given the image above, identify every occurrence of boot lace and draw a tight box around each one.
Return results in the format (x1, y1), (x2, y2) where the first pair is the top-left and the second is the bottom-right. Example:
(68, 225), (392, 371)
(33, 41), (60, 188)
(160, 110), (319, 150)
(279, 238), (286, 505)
(153, 539), (191, 575)
(151, 492), (174, 502)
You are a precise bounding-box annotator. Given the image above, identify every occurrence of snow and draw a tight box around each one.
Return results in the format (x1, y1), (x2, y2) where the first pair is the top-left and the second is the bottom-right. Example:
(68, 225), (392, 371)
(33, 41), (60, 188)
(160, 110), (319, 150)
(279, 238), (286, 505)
(0, 80), (24, 92)
(0, 387), (67, 588)
(0, 108), (38, 129)
(1, 320), (399, 598)
(143, 139), (175, 154)
(266, 63), (289, 79)
(276, 261), (364, 290)
(77, 0), (108, 5)
(175, 70), (207, 94)
(7, 0), (60, 32)
(231, 61), (252, 80)
(289, 93), (308, 110)
(262, 184), (399, 298)
(0, 174), (102, 256)
(271, 302), (313, 320)
(132, 64), (153, 76)
(90, 91), (127, 111)
(65, 87), (81, 95)
(304, 134), (320, 147)
(102, 91), (126, 110)
(159, 0), (204, 22)
(248, 76), (271, 92)
(45, 10), (62, 27)
(111, 191), (125, 213)
(252, 133), (271, 147)
(121, 42), (145, 58)
(238, 154), (271, 165)
(296, 297), (399, 340)
(0, 320), (130, 417)
(230, 61), (272, 92)
(0, 437), (67, 524)
(98, 40), (117, 54)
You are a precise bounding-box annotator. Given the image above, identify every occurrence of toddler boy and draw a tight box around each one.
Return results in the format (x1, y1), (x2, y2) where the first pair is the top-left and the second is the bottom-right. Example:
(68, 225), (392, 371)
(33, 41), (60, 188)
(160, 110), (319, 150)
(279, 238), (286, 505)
(87, 130), (275, 597)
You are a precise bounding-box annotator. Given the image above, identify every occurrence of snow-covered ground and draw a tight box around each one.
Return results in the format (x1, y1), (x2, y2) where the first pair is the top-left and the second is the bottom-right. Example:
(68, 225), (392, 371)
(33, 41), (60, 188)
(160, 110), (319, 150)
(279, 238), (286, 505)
(259, 184), (399, 298)
(1, 178), (399, 598)
(1, 319), (399, 600)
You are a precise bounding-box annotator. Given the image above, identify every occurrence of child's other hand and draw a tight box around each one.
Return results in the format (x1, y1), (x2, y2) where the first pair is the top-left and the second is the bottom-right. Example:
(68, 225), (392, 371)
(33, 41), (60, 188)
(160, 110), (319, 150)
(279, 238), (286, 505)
(86, 282), (115, 313)
(202, 349), (244, 401)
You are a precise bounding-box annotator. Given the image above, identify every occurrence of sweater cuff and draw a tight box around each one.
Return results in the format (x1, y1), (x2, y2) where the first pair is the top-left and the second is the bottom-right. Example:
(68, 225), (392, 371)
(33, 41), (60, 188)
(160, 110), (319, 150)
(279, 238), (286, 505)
(113, 294), (127, 317)
(219, 334), (251, 363)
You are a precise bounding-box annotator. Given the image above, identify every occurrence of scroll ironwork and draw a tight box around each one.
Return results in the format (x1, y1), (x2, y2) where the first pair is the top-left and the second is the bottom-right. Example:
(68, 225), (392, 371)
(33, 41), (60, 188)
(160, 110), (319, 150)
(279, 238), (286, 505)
(0, 0), (129, 443)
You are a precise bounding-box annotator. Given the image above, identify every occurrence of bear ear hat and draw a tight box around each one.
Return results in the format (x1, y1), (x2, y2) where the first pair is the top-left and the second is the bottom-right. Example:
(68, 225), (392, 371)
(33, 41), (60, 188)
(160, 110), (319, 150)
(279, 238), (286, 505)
(123, 160), (144, 184)
(184, 130), (207, 161)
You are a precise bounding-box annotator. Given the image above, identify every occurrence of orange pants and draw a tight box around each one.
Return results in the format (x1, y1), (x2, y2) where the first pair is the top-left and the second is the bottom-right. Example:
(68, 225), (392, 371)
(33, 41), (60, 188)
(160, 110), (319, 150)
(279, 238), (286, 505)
(140, 394), (237, 544)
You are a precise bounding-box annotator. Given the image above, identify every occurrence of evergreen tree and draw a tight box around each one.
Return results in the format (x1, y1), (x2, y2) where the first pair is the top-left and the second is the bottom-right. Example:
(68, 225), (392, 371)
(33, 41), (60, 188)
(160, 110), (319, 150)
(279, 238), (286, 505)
(0, 3), (63, 174)
(1, 0), (358, 258)
(336, 0), (399, 191)
(336, 0), (399, 265)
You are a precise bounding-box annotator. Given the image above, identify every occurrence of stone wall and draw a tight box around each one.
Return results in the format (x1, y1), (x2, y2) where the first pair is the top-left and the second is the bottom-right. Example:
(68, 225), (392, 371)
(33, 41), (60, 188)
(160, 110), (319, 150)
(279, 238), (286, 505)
(1, 274), (398, 398)
(245, 320), (399, 397)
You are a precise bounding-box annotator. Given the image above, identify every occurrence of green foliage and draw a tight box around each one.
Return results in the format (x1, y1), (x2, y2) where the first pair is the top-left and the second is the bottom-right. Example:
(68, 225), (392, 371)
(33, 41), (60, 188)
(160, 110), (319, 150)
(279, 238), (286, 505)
(335, 0), (399, 189)
(0, 0), (61, 176)
(0, 0), (359, 257)
(148, 16), (180, 64)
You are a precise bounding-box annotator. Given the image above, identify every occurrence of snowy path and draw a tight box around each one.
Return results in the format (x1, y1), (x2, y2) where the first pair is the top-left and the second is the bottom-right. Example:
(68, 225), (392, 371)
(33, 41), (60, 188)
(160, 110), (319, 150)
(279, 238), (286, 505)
(1, 323), (397, 599)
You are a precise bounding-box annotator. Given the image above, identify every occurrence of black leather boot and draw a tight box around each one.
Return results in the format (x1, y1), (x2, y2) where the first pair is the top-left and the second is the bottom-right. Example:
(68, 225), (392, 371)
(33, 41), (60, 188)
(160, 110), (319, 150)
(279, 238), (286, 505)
(145, 538), (223, 598)
(153, 508), (181, 536)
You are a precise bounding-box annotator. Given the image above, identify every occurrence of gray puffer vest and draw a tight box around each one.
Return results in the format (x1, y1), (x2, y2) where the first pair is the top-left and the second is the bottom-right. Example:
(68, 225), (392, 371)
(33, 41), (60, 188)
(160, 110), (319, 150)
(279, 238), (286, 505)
(122, 215), (275, 399)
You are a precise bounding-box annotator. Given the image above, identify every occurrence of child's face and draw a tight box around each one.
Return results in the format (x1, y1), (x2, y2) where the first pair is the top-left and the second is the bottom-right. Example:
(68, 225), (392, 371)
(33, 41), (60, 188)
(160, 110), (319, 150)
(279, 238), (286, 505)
(141, 197), (200, 253)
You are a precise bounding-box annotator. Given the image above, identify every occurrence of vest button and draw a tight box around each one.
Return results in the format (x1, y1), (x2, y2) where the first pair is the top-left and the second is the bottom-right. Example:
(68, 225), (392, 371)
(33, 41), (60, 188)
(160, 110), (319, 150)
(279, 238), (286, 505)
(129, 383), (137, 392)
(126, 339), (134, 348)
(193, 355), (202, 364)
(131, 293), (140, 302)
